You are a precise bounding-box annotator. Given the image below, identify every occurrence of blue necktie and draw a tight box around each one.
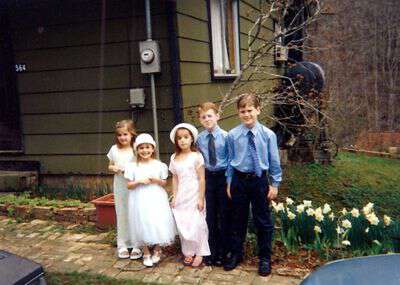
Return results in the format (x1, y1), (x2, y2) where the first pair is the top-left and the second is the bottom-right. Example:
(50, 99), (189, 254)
(208, 133), (217, 167)
(247, 131), (262, 177)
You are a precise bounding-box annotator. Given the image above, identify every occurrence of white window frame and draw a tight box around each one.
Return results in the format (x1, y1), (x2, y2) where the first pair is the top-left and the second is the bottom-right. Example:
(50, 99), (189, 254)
(208, 0), (241, 79)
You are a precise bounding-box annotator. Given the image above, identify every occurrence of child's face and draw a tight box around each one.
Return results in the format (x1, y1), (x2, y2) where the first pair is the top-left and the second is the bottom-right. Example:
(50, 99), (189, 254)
(199, 109), (219, 131)
(116, 127), (133, 147)
(238, 104), (260, 128)
(176, 128), (193, 151)
(137, 143), (154, 160)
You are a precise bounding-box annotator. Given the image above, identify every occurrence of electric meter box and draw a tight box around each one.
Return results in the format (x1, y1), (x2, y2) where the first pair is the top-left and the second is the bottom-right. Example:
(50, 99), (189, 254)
(129, 88), (145, 108)
(139, 40), (161, 74)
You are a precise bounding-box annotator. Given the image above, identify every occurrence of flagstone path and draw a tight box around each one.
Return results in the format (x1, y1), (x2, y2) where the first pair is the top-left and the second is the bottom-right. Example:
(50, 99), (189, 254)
(0, 216), (302, 284)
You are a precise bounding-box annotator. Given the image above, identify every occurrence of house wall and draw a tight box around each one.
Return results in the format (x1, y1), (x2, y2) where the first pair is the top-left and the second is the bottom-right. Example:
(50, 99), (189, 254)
(1, 0), (176, 175)
(175, 0), (277, 129)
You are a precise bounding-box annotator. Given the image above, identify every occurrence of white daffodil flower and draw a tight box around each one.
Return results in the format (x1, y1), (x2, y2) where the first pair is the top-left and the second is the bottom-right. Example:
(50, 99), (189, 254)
(341, 219), (352, 229)
(323, 203), (331, 214)
(363, 202), (374, 215)
(287, 210), (296, 220)
(297, 204), (305, 213)
(286, 197), (294, 205)
(351, 208), (360, 218)
(342, 240), (351, 246)
(306, 208), (315, 217)
(384, 215), (392, 226)
(366, 213), (379, 226)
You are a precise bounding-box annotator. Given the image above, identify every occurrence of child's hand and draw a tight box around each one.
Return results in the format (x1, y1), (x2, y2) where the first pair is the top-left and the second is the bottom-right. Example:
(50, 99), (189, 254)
(139, 178), (151, 185)
(226, 184), (232, 199)
(197, 198), (204, 212)
(170, 197), (176, 208)
(127, 181), (135, 190)
(110, 165), (123, 174)
(267, 186), (278, 201)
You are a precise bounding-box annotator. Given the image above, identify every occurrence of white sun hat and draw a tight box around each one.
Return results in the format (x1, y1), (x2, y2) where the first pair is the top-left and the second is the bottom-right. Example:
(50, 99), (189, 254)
(134, 133), (156, 150)
(169, 123), (199, 143)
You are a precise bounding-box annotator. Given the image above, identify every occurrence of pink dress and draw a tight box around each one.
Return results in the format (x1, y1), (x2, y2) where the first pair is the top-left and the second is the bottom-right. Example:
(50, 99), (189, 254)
(169, 152), (210, 257)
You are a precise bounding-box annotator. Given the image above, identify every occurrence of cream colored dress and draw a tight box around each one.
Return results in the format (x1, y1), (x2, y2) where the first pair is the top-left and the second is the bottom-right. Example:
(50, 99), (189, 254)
(107, 144), (135, 250)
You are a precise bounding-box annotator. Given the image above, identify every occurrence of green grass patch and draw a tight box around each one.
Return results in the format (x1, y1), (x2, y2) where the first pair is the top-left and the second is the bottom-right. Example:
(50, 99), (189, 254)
(0, 192), (90, 208)
(46, 271), (155, 285)
(280, 152), (400, 218)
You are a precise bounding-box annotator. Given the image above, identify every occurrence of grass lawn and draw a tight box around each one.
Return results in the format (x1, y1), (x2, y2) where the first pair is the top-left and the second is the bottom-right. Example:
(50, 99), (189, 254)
(280, 152), (400, 218)
(46, 272), (153, 285)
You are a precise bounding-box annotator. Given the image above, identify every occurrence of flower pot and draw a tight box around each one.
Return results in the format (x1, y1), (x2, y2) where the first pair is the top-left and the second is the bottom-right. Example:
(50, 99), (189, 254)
(91, 193), (116, 230)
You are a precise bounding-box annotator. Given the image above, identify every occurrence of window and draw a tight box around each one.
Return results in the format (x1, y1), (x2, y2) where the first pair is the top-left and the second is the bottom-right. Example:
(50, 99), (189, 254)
(208, 0), (240, 78)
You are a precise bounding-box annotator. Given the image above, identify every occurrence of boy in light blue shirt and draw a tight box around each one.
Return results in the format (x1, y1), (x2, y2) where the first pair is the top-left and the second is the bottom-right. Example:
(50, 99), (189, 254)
(224, 93), (282, 276)
(196, 102), (231, 266)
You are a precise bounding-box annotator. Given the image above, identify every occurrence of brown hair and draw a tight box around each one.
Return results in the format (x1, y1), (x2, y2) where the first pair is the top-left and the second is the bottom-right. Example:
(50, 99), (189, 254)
(135, 143), (156, 163)
(114, 119), (137, 148)
(236, 93), (261, 109)
(197, 102), (219, 117)
(174, 127), (197, 155)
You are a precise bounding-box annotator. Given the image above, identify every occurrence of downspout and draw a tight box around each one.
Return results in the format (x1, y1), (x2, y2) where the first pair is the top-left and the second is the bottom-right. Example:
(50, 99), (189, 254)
(144, 0), (160, 158)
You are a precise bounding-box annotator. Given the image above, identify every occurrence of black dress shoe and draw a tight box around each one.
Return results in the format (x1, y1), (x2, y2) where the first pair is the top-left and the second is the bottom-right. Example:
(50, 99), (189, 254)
(204, 256), (213, 266)
(223, 255), (242, 271)
(213, 256), (223, 267)
(258, 259), (271, 276)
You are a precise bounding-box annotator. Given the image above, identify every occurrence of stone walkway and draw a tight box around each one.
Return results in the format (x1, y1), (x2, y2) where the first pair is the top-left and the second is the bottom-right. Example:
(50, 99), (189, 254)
(0, 216), (302, 284)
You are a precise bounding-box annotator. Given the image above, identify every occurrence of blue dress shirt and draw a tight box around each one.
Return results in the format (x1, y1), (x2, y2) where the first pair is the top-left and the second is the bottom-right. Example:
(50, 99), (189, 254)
(226, 122), (282, 187)
(197, 125), (228, 171)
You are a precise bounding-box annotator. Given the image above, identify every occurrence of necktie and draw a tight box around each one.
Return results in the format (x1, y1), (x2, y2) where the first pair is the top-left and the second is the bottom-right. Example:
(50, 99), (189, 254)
(247, 131), (262, 177)
(208, 133), (217, 167)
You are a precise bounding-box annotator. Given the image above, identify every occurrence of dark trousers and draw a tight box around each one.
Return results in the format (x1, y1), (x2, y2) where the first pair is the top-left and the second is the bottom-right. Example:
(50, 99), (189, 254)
(205, 169), (232, 259)
(230, 169), (273, 261)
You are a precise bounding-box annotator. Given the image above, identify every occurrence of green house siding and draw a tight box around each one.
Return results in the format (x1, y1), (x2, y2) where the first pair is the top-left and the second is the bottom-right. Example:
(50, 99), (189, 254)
(175, 0), (278, 129)
(1, 0), (176, 174)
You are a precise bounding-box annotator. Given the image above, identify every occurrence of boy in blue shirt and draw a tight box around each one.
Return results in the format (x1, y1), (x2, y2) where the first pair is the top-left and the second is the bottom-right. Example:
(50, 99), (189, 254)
(197, 102), (231, 266)
(224, 93), (282, 276)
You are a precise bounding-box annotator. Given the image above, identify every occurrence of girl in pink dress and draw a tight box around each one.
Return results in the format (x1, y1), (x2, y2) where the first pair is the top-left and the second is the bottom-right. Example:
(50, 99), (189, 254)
(169, 123), (210, 267)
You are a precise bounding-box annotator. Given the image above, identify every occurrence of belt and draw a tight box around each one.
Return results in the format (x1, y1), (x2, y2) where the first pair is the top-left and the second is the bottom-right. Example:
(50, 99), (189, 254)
(205, 169), (226, 176)
(234, 169), (267, 179)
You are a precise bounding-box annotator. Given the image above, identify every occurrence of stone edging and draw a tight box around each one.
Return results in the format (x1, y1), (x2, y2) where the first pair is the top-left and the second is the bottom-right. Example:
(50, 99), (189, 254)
(341, 148), (400, 159)
(0, 203), (96, 224)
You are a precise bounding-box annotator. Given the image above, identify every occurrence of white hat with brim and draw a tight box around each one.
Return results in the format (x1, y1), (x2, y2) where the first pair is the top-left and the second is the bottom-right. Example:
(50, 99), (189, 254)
(169, 123), (198, 143)
(134, 133), (156, 150)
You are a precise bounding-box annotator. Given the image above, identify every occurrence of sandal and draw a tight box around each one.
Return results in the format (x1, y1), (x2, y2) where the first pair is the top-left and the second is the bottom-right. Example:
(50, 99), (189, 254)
(143, 254), (153, 267)
(117, 248), (130, 259)
(191, 255), (203, 268)
(152, 249), (162, 264)
(183, 255), (194, 266)
(130, 248), (143, 260)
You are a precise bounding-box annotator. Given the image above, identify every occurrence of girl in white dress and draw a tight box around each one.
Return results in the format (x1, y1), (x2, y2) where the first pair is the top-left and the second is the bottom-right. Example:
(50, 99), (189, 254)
(124, 133), (177, 267)
(107, 120), (142, 260)
(169, 123), (210, 267)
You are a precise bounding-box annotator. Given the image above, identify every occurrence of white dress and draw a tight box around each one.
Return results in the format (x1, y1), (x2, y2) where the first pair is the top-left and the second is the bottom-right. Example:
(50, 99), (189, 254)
(107, 144), (135, 250)
(124, 160), (177, 247)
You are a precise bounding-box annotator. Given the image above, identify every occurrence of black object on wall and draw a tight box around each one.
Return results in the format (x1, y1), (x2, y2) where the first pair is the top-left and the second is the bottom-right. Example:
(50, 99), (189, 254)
(0, 3), (23, 153)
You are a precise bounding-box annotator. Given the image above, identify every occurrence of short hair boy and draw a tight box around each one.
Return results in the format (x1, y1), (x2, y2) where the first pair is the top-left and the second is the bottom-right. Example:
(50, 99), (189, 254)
(224, 93), (282, 276)
(196, 102), (231, 266)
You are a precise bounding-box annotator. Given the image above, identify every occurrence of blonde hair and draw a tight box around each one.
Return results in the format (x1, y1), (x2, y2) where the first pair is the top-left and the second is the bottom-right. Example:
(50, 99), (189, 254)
(174, 127), (197, 155)
(197, 102), (219, 117)
(114, 119), (137, 148)
(236, 93), (261, 109)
